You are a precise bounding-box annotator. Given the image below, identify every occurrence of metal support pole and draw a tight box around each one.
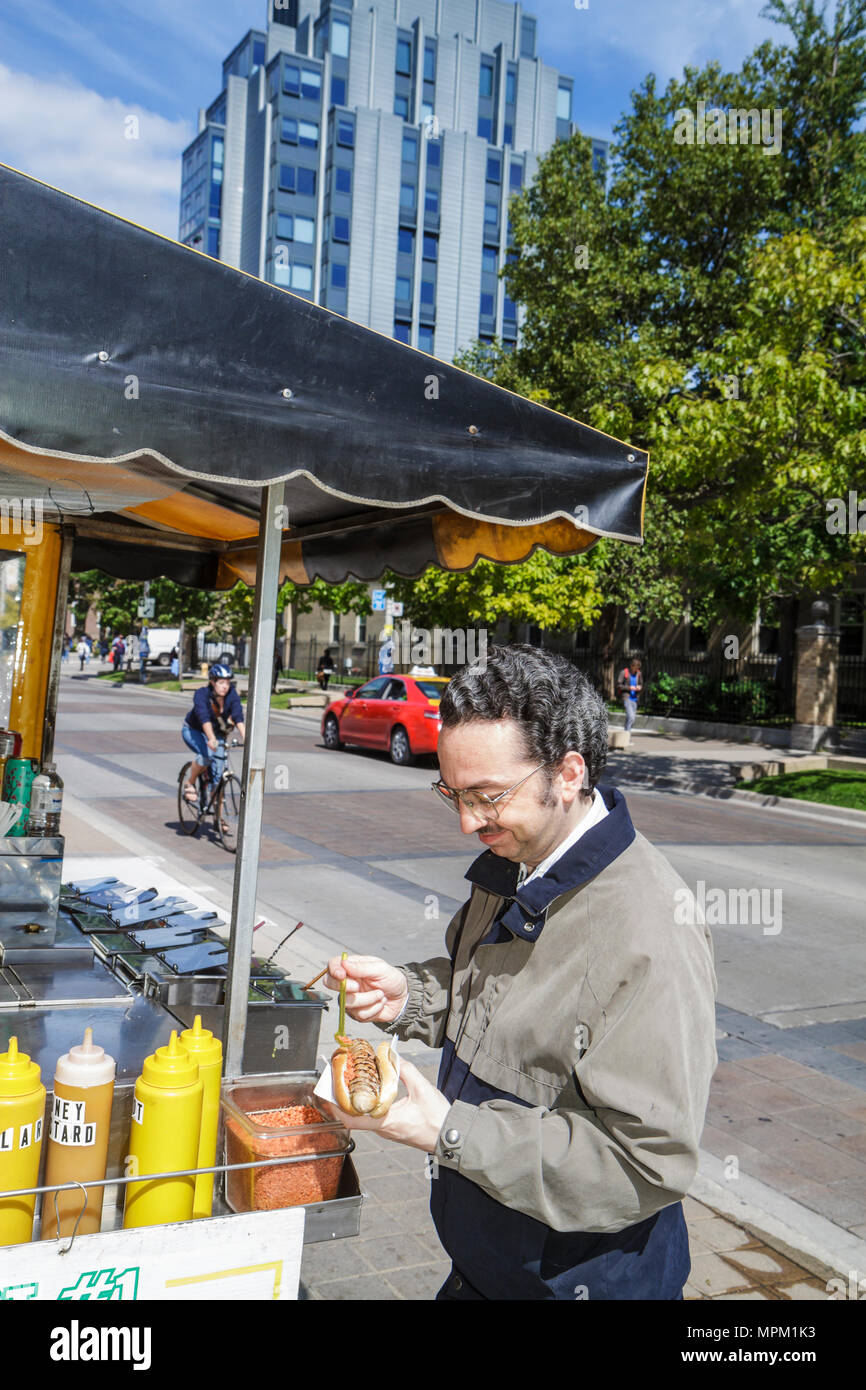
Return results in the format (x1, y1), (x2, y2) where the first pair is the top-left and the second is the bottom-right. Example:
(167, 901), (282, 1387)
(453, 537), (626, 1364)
(223, 482), (285, 1078)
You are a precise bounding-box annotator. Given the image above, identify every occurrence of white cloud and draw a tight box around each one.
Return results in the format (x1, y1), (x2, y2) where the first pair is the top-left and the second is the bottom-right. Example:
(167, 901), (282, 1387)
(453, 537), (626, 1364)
(0, 63), (193, 237)
(537, 0), (781, 87)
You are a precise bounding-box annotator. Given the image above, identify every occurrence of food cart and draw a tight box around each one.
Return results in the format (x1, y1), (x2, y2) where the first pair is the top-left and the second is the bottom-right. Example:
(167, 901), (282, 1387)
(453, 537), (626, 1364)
(0, 160), (648, 1301)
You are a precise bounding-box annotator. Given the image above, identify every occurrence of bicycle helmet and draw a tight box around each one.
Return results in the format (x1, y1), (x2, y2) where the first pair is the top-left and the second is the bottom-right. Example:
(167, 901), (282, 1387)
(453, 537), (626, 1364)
(209, 663), (233, 681)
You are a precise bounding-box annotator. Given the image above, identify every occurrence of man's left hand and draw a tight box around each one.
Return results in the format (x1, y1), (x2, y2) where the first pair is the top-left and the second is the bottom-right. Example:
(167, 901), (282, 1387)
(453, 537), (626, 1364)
(318, 1057), (450, 1153)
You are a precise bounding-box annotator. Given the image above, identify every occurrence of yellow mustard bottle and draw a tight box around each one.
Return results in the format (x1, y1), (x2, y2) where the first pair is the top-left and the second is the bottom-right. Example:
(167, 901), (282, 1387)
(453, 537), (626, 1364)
(0, 1036), (46, 1246)
(122, 1031), (202, 1230)
(179, 1016), (222, 1219)
(41, 1027), (116, 1241)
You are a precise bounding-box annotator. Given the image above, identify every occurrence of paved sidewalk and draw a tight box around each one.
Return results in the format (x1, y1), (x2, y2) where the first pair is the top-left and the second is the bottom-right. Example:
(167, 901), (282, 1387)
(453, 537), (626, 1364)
(298, 1062), (833, 1302)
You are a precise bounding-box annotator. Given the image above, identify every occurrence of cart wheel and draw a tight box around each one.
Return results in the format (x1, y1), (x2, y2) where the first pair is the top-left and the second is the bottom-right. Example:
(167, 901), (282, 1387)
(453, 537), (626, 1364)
(323, 713), (343, 750)
(389, 726), (414, 766)
(218, 773), (242, 853)
(177, 762), (200, 835)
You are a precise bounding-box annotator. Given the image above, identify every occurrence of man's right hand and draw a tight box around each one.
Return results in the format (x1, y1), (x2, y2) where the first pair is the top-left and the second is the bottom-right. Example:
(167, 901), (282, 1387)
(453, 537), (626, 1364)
(323, 954), (409, 1024)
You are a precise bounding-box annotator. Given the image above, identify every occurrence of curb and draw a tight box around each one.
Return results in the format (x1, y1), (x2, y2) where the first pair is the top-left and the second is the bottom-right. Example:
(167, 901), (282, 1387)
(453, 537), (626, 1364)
(692, 1151), (866, 1286)
(712, 786), (866, 829)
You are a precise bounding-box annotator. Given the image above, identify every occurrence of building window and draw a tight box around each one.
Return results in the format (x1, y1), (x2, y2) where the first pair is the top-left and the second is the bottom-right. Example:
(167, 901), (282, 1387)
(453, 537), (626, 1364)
(253, 39), (266, 69)
(331, 75), (346, 105)
(506, 71), (516, 105)
(301, 68), (322, 100)
(480, 292), (495, 317)
(503, 123), (513, 145)
(510, 161), (523, 190)
(292, 263), (313, 291)
(395, 276), (412, 301)
(477, 116), (493, 141)
(298, 120), (318, 147)
(487, 154), (501, 183)
(396, 39), (412, 75)
(333, 216), (350, 242)
(393, 321), (411, 343)
(294, 215), (315, 243)
(337, 116), (355, 146)
(418, 326), (434, 352)
(281, 117), (298, 144)
(331, 263), (347, 289)
(479, 61), (494, 99)
(840, 596), (865, 657)
(276, 212), (293, 238)
(520, 16), (536, 57)
(484, 201), (499, 225)
(400, 183), (416, 210)
(403, 133), (418, 163)
(299, 167), (316, 196)
(557, 84), (572, 122)
(283, 65), (300, 95)
(207, 226), (220, 256)
(398, 228), (414, 254)
(426, 140), (441, 167)
(425, 189), (439, 215)
(424, 44), (436, 82)
(279, 165), (295, 193)
(420, 280), (435, 306)
(394, 95), (409, 120)
(332, 18), (350, 57)
(482, 246), (498, 273)
(503, 296), (517, 321)
(422, 234), (438, 260)
(335, 166), (352, 194)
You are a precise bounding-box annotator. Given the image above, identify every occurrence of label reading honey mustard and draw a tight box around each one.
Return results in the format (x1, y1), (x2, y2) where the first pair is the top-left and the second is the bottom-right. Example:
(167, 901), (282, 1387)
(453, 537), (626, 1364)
(49, 1096), (96, 1146)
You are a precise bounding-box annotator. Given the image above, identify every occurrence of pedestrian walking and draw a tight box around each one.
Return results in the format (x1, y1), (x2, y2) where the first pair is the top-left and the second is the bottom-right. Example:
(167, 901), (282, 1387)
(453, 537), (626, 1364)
(170, 646), (179, 679)
(617, 658), (643, 733)
(76, 636), (88, 670)
(138, 632), (150, 684)
(316, 649), (334, 691)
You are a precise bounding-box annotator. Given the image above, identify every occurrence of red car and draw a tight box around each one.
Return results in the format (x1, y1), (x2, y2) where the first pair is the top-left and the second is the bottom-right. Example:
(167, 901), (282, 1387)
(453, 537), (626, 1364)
(321, 674), (449, 765)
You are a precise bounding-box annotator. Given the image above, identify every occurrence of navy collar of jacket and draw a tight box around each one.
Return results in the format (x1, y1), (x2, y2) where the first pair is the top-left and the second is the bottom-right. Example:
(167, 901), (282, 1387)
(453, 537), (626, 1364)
(463, 785), (635, 943)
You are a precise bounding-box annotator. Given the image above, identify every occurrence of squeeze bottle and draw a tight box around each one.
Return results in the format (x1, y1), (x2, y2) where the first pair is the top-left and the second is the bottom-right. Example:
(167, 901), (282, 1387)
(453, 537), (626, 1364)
(179, 1016), (222, 1218)
(123, 1031), (202, 1229)
(0, 1036), (46, 1245)
(41, 1028), (116, 1241)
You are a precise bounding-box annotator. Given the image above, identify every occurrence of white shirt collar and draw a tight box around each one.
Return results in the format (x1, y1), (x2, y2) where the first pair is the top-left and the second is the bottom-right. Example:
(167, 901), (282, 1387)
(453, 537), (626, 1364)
(518, 789), (609, 887)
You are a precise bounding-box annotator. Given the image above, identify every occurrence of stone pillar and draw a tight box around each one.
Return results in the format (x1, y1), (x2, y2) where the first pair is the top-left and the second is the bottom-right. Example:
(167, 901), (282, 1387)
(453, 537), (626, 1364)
(790, 601), (839, 751)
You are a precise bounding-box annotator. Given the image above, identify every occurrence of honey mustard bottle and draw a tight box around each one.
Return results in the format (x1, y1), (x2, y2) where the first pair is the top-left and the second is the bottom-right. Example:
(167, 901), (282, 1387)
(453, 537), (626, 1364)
(179, 1016), (222, 1219)
(41, 1028), (116, 1241)
(123, 1031), (202, 1229)
(0, 1036), (46, 1246)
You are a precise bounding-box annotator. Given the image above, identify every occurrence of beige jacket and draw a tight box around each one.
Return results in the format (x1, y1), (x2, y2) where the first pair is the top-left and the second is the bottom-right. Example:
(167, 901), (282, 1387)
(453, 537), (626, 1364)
(382, 818), (718, 1234)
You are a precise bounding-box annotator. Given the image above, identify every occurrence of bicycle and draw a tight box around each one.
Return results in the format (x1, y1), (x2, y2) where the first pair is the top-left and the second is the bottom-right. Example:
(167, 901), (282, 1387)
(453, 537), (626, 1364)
(177, 737), (242, 853)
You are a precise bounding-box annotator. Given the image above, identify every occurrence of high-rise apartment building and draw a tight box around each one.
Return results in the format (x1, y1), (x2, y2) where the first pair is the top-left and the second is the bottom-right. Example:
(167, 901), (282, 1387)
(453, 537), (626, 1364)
(179, 0), (606, 362)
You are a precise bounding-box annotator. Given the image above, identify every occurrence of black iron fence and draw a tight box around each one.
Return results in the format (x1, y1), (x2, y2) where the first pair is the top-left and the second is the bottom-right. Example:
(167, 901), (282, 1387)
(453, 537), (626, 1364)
(573, 650), (794, 727)
(838, 656), (866, 728)
(280, 632), (866, 728)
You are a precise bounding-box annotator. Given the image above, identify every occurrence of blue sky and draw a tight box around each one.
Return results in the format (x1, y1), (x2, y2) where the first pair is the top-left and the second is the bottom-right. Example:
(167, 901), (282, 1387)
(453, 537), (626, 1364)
(0, 0), (784, 236)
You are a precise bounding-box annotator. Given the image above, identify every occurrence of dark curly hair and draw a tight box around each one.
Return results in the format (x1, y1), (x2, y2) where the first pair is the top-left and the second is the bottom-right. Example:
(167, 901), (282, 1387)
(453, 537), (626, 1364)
(438, 644), (608, 801)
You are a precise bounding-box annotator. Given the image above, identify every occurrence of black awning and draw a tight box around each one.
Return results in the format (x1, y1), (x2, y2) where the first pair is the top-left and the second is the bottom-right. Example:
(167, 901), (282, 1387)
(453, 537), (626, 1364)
(0, 162), (649, 585)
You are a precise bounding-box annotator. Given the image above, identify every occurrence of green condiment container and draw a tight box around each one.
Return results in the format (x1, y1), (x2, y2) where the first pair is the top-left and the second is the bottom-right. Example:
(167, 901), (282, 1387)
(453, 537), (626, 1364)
(3, 758), (36, 836)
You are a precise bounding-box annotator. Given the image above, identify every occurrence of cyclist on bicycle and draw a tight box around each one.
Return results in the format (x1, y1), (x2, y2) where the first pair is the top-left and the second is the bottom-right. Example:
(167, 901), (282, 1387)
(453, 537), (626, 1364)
(182, 665), (246, 804)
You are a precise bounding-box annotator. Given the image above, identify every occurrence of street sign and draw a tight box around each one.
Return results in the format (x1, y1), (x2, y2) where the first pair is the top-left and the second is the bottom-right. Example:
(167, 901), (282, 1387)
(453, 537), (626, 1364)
(137, 598), (155, 618)
(371, 590), (386, 611)
(391, 602), (404, 617)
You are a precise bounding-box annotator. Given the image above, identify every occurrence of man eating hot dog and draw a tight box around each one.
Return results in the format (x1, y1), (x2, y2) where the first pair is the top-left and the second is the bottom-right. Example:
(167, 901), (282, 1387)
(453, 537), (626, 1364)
(321, 643), (717, 1301)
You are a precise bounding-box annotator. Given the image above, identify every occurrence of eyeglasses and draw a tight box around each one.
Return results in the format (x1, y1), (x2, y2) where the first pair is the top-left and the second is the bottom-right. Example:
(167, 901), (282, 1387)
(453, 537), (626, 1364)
(431, 764), (549, 821)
